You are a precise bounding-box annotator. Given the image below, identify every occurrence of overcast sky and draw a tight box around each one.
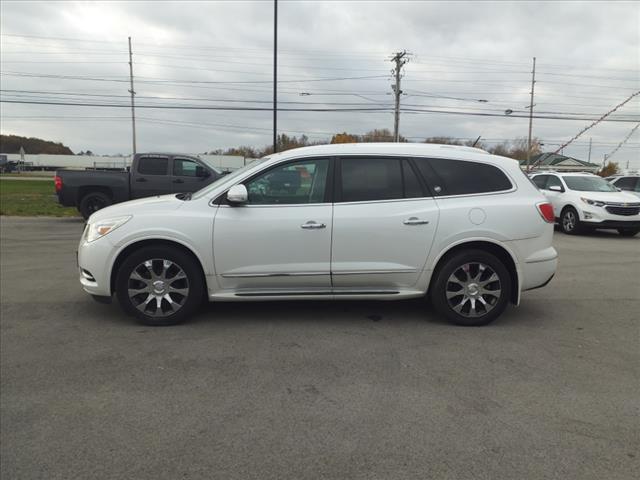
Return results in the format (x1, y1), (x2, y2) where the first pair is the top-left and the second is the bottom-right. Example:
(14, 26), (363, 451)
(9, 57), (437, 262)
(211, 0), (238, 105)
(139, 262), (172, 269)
(1, 0), (638, 167)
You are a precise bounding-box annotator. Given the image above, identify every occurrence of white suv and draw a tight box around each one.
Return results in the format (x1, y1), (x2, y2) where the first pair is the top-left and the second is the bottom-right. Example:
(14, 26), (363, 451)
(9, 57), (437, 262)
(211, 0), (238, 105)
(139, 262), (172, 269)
(531, 172), (640, 236)
(606, 175), (640, 199)
(77, 143), (557, 327)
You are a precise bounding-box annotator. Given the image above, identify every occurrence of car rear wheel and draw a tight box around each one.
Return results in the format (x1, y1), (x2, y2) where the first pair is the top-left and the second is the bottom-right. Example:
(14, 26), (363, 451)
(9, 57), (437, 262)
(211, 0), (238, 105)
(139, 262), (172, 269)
(431, 250), (511, 326)
(618, 228), (639, 237)
(560, 207), (581, 235)
(115, 246), (204, 326)
(79, 191), (111, 219)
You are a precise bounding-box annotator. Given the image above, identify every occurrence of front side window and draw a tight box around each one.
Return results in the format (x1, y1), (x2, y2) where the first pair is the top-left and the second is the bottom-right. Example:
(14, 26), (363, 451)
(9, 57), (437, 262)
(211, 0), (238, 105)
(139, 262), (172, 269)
(547, 175), (563, 190)
(563, 176), (617, 192)
(173, 158), (199, 177)
(245, 159), (329, 204)
(532, 175), (548, 189)
(414, 158), (512, 196)
(138, 157), (168, 175)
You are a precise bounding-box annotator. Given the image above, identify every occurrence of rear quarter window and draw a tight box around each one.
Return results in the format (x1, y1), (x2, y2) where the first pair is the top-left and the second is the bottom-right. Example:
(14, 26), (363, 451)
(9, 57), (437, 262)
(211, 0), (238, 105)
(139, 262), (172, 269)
(414, 158), (512, 196)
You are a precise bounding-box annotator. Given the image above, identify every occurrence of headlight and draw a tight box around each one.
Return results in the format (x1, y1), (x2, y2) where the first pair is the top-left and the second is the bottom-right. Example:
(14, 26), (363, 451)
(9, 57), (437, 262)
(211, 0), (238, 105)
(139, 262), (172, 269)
(86, 216), (131, 242)
(580, 197), (605, 207)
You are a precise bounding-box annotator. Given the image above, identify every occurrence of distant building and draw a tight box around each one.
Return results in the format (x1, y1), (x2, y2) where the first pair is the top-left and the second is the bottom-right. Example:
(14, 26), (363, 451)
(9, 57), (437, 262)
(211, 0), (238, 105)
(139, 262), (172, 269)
(521, 153), (600, 172)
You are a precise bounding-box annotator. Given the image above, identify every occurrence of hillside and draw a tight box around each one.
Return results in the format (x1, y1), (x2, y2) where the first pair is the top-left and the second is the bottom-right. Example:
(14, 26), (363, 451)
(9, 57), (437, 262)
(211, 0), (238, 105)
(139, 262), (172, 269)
(0, 134), (74, 155)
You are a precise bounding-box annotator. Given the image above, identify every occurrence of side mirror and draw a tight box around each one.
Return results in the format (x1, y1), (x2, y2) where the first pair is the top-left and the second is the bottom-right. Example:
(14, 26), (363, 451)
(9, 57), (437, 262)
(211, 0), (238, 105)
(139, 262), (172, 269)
(227, 184), (248, 204)
(195, 166), (210, 178)
(548, 185), (563, 192)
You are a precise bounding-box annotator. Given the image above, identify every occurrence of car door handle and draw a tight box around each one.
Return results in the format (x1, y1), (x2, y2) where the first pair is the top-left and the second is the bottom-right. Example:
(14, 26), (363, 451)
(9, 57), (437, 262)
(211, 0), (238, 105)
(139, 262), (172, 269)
(403, 217), (429, 225)
(135, 177), (147, 183)
(301, 221), (326, 229)
(172, 179), (184, 184)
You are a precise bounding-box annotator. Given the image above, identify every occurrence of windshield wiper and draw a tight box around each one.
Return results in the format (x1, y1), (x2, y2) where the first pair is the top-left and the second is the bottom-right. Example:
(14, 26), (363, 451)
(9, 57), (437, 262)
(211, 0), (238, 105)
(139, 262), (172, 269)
(176, 192), (193, 201)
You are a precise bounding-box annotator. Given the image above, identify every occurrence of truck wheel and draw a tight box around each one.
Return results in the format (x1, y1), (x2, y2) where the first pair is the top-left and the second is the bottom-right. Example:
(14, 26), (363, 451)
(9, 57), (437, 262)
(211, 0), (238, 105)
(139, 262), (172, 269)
(79, 192), (111, 219)
(115, 246), (204, 326)
(430, 250), (511, 326)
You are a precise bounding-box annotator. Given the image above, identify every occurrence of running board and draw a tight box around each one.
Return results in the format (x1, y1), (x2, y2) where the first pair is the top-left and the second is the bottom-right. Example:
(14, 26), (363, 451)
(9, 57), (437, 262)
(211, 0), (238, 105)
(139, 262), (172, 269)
(234, 290), (399, 297)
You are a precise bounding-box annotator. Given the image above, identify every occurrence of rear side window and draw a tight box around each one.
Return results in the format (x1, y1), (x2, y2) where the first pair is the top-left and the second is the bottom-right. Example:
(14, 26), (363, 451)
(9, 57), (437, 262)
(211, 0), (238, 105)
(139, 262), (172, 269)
(138, 157), (168, 175)
(414, 158), (512, 196)
(341, 158), (403, 202)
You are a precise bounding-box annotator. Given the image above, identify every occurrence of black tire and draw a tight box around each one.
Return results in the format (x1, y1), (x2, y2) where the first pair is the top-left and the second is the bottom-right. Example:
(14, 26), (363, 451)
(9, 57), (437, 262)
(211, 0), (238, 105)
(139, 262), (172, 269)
(430, 249), (512, 327)
(618, 228), (639, 237)
(115, 246), (204, 326)
(79, 191), (111, 219)
(560, 206), (582, 235)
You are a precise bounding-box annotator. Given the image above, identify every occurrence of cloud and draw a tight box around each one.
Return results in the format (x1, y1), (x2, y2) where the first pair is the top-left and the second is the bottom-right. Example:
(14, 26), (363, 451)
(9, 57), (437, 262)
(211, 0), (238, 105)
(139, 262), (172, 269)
(1, 0), (638, 167)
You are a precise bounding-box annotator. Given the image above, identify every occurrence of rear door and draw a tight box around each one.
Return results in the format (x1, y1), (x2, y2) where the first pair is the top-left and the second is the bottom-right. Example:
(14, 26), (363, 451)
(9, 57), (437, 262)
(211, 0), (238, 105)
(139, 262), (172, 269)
(131, 155), (171, 199)
(171, 156), (213, 194)
(331, 156), (439, 290)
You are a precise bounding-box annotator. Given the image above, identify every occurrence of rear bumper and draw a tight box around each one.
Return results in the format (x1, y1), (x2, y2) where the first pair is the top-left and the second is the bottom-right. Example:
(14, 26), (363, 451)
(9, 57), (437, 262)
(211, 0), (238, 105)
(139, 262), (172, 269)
(521, 247), (558, 292)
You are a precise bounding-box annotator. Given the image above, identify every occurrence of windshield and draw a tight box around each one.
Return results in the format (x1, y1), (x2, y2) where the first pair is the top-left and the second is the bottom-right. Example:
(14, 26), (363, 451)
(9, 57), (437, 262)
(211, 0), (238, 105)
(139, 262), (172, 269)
(563, 176), (617, 192)
(191, 156), (270, 200)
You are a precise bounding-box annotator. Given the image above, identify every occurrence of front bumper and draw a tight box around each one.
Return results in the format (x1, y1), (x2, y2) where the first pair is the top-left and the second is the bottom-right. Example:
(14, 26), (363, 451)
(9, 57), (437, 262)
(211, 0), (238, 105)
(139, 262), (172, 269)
(77, 232), (116, 297)
(582, 220), (640, 229)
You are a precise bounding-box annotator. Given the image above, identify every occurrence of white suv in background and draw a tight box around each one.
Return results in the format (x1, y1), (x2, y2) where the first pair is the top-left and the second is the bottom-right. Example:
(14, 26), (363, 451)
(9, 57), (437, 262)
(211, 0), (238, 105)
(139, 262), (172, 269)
(77, 143), (557, 327)
(606, 175), (640, 199)
(531, 172), (640, 236)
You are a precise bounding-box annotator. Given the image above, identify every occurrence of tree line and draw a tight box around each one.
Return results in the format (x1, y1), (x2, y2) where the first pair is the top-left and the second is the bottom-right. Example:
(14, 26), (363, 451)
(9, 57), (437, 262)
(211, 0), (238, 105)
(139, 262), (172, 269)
(0, 135), (74, 155)
(208, 129), (544, 162)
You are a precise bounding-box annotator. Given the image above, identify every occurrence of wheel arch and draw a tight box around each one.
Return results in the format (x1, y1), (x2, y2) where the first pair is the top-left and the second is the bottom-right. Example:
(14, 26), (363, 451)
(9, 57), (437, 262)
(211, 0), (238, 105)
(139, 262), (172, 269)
(428, 240), (519, 304)
(110, 238), (208, 295)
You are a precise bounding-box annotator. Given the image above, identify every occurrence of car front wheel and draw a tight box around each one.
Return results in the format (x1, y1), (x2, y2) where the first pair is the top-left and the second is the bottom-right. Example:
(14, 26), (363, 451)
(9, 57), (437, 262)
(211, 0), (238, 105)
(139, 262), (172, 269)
(115, 246), (204, 326)
(431, 250), (511, 326)
(560, 207), (581, 235)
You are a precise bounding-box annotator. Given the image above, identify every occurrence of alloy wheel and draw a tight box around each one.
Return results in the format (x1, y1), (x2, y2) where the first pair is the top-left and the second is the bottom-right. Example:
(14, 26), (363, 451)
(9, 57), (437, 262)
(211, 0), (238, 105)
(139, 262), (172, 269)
(563, 210), (576, 232)
(127, 259), (190, 317)
(445, 262), (502, 318)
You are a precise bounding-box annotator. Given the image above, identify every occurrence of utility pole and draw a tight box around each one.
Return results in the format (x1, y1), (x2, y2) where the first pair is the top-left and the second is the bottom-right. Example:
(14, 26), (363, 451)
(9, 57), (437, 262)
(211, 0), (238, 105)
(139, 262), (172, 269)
(128, 36), (137, 155)
(587, 137), (592, 163)
(391, 51), (409, 142)
(272, 0), (278, 153)
(525, 56), (536, 172)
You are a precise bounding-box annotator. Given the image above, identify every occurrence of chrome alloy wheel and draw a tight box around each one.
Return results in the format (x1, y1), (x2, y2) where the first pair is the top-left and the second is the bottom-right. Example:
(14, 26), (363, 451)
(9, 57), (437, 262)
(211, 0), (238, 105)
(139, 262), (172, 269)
(563, 210), (576, 232)
(445, 262), (502, 318)
(127, 259), (189, 317)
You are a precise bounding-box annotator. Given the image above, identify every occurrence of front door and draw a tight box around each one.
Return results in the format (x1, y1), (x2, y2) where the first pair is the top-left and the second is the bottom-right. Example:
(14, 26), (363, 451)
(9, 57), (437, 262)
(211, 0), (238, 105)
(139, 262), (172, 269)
(171, 157), (212, 194)
(213, 158), (333, 292)
(331, 157), (438, 290)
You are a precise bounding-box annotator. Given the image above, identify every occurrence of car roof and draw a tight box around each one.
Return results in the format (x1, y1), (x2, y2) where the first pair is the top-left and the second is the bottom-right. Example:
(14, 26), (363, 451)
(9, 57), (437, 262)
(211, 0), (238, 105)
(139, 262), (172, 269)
(267, 142), (514, 164)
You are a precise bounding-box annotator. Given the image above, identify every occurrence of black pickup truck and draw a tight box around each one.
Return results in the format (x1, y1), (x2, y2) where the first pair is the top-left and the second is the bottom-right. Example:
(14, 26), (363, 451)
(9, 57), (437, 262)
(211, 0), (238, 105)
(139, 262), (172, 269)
(55, 153), (223, 218)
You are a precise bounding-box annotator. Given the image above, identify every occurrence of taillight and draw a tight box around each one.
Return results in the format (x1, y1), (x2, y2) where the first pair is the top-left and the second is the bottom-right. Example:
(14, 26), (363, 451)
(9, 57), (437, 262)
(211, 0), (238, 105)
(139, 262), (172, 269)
(54, 175), (63, 192)
(537, 202), (555, 223)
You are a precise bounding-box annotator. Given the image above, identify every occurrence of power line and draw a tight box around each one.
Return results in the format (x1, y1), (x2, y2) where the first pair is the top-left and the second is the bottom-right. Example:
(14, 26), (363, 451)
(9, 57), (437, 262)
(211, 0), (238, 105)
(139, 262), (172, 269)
(602, 123), (640, 168)
(552, 91), (640, 154)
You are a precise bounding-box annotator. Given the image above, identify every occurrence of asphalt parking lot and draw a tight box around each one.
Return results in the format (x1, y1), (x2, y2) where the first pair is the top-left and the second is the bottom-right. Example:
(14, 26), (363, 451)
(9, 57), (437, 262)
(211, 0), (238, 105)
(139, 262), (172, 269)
(1, 216), (638, 480)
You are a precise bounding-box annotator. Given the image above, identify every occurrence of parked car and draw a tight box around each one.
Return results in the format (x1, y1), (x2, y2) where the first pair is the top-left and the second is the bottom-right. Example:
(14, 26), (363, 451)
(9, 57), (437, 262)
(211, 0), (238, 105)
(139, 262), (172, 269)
(531, 171), (640, 236)
(77, 143), (558, 327)
(606, 174), (640, 198)
(55, 153), (223, 218)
